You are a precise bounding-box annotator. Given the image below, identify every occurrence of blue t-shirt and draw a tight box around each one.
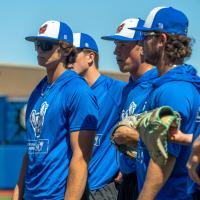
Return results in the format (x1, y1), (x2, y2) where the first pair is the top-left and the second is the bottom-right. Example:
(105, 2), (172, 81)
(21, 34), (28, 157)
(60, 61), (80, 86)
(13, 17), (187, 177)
(24, 70), (98, 200)
(88, 75), (126, 190)
(119, 68), (158, 175)
(137, 65), (200, 200)
(187, 114), (200, 195)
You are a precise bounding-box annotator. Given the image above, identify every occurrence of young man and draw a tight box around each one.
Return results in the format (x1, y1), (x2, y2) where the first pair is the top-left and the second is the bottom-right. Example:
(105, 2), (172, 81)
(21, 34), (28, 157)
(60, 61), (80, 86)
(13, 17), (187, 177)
(169, 120), (200, 199)
(187, 131), (200, 200)
(12, 20), (98, 200)
(130, 6), (200, 200)
(70, 32), (126, 200)
(101, 18), (157, 200)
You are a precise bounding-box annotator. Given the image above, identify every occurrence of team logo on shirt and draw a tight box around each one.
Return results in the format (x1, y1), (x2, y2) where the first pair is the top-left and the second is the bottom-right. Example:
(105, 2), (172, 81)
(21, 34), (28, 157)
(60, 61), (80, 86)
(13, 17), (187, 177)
(94, 134), (103, 146)
(27, 139), (49, 154)
(30, 101), (49, 138)
(28, 101), (49, 154)
(121, 101), (137, 119)
(196, 107), (200, 123)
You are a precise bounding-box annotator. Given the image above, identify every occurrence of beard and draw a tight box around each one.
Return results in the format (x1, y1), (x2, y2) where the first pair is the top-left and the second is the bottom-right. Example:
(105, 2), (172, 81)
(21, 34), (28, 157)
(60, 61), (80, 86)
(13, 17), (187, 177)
(145, 53), (161, 66)
(144, 46), (162, 66)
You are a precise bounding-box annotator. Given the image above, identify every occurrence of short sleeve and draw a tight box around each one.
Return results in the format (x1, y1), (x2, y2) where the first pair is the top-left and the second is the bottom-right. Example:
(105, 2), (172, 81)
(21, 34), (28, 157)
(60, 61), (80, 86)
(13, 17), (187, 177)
(152, 82), (192, 157)
(67, 83), (98, 132)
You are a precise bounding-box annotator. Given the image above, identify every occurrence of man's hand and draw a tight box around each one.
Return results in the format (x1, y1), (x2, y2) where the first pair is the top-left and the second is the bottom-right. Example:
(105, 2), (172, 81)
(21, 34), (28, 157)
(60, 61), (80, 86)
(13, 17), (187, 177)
(112, 126), (139, 148)
(114, 172), (123, 184)
(168, 129), (193, 145)
(12, 153), (28, 200)
(187, 135), (200, 185)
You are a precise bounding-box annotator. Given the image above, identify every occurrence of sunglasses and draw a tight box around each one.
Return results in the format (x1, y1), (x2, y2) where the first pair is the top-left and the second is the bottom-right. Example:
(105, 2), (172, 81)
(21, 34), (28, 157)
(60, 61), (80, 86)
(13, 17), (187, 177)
(34, 41), (58, 51)
(142, 32), (160, 38)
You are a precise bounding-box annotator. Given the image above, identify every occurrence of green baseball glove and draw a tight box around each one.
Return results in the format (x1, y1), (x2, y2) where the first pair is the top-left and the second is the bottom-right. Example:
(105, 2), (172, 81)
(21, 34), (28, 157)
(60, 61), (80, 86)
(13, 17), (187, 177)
(111, 106), (181, 165)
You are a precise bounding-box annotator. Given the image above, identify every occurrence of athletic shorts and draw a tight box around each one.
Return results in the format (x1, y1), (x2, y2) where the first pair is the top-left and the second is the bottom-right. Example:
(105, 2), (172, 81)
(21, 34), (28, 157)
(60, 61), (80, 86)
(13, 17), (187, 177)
(117, 172), (138, 200)
(89, 181), (118, 200)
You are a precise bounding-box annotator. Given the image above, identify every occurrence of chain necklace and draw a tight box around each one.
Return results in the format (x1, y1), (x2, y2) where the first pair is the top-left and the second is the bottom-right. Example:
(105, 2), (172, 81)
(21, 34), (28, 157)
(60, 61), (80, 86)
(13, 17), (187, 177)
(41, 80), (56, 97)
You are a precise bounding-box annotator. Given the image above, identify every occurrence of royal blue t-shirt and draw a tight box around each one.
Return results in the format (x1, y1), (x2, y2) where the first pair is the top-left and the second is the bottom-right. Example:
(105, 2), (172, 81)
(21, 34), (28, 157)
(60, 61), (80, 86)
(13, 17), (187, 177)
(118, 68), (158, 175)
(187, 112), (200, 196)
(88, 75), (126, 190)
(24, 70), (98, 200)
(137, 65), (200, 200)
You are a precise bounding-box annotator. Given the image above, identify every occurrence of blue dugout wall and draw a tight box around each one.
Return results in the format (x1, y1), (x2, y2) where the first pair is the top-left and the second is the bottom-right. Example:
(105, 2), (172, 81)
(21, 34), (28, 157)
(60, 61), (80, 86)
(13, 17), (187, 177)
(0, 96), (27, 188)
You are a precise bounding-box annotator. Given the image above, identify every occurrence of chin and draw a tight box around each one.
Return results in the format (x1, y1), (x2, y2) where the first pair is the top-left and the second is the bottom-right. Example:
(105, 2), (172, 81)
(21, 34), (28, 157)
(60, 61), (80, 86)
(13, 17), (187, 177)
(37, 57), (46, 67)
(118, 64), (124, 72)
(118, 66), (129, 73)
(37, 61), (47, 67)
(119, 69), (128, 73)
(120, 63), (134, 72)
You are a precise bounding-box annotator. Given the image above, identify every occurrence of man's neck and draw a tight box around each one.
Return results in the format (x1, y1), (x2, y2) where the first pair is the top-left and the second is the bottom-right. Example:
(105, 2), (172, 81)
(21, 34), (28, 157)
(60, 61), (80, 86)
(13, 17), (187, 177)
(46, 62), (66, 83)
(130, 62), (154, 80)
(154, 51), (178, 76)
(83, 66), (100, 87)
(157, 55), (177, 76)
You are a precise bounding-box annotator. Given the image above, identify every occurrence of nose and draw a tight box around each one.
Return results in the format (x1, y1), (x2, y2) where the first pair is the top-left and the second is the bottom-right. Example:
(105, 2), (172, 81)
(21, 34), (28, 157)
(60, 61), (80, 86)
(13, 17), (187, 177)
(36, 46), (45, 55)
(114, 46), (120, 55)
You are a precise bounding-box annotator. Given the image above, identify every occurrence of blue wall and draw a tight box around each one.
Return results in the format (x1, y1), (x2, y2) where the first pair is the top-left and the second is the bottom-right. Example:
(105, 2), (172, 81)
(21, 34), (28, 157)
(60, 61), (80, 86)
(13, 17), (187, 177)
(0, 96), (27, 189)
(0, 145), (26, 188)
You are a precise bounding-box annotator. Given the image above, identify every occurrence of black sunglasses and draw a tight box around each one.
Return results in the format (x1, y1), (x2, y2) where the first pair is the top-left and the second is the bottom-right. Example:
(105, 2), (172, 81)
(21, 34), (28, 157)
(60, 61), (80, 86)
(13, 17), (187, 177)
(34, 41), (58, 51)
(142, 32), (160, 38)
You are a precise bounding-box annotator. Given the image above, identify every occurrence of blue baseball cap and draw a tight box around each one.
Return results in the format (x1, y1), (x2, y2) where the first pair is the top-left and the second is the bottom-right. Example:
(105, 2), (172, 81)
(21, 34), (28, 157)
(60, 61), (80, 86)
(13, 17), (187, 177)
(25, 20), (73, 44)
(101, 18), (144, 41)
(73, 33), (98, 53)
(130, 7), (188, 36)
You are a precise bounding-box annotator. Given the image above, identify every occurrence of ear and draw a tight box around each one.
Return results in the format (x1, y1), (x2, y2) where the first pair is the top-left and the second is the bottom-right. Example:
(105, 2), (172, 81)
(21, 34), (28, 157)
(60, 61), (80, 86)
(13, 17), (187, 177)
(138, 45), (144, 56)
(87, 52), (95, 65)
(134, 44), (143, 56)
(56, 46), (62, 55)
(158, 33), (167, 47)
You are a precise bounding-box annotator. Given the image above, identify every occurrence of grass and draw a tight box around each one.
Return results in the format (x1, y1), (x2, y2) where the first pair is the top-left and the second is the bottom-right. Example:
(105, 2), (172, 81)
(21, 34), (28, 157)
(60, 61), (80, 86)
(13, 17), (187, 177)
(0, 197), (11, 200)
(0, 191), (12, 200)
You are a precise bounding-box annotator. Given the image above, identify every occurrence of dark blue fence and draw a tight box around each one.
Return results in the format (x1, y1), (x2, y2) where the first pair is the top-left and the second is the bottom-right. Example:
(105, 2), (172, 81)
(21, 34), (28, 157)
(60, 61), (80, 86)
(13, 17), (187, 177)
(0, 96), (27, 189)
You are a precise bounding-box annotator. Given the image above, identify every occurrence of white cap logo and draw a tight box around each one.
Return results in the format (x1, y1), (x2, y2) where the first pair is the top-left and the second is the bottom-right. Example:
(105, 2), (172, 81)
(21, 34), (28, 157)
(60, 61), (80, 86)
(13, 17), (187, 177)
(158, 23), (164, 29)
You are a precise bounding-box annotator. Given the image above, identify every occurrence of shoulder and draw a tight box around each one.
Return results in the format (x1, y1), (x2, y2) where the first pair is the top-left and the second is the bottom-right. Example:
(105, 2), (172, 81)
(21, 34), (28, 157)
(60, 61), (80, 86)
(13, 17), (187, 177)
(103, 75), (126, 90)
(63, 73), (92, 95)
(102, 76), (127, 105)
(150, 81), (197, 119)
(154, 81), (197, 98)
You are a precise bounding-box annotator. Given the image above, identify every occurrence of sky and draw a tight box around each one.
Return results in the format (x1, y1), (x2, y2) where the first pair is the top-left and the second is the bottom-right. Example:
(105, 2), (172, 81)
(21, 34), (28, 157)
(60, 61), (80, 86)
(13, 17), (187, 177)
(0, 0), (199, 73)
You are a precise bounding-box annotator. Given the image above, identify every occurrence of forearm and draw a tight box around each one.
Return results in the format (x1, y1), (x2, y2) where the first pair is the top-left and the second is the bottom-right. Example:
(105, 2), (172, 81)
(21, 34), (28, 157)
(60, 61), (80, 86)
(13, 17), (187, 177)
(177, 133), (193, 145)
(12, 153), (28, 200)
(138, 155), (176, 200)
(64, 157), (88, 200)
(169, 130), (193, 145)
(113, 126), (139, 147)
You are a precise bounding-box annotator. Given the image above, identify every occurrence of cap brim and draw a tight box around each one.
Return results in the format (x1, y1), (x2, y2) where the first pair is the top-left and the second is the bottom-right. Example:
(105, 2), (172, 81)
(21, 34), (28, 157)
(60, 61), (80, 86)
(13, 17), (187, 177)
(25, 36), (61, 42)
(101, 35), (141, 42)
(129, 27), (159, 32)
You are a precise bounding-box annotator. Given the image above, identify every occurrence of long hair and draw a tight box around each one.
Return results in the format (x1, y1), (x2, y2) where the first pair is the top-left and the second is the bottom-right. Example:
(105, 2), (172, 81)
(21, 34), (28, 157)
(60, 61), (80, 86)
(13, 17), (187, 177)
(164, 34), (193, 65)
(59, 41), (78, 66)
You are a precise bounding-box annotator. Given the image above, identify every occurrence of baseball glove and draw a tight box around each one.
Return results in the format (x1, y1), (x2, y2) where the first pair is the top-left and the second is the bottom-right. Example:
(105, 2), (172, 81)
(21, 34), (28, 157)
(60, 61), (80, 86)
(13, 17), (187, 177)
(111, 116), (139, 159)
(111, 106), (181, 165)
